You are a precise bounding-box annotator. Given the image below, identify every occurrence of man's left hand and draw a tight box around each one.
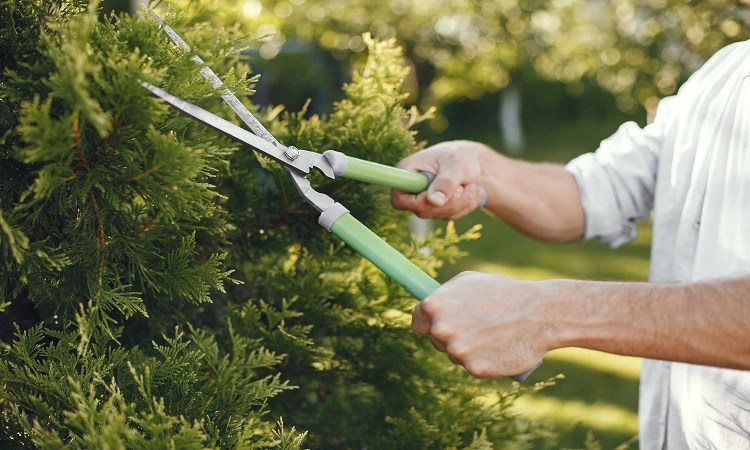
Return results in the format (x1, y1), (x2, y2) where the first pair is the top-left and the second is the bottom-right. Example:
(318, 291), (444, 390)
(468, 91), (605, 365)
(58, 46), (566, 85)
(412, 271), (555, 378)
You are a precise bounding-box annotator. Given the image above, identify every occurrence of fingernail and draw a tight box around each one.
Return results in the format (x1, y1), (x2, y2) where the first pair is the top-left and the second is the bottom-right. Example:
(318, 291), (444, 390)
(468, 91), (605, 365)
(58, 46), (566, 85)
(429, 190), (447, 205)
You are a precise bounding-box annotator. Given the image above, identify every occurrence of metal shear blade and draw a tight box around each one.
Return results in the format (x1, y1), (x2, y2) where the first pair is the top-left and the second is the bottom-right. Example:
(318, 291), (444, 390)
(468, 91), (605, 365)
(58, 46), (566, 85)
(140, 82), (335, 182)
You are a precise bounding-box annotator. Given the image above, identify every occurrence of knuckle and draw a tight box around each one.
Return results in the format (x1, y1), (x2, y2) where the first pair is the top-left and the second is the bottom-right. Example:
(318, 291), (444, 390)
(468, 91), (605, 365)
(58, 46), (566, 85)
(430, 323), (454, 342)
(464, 360), (491, 379)
(432, 178), (455, 191)
(419, 297), (440, 316)
(454, 271), (477, 280)
(442, 147), (460, 162)
(429, 336), (446, 352)
(395, 154), (418, 170)
(446, 341), (470, 360)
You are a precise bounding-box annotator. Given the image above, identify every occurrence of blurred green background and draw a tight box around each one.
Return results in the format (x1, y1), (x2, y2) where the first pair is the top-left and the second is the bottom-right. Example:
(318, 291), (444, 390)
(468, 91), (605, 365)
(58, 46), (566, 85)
(104, 0), (747, 447)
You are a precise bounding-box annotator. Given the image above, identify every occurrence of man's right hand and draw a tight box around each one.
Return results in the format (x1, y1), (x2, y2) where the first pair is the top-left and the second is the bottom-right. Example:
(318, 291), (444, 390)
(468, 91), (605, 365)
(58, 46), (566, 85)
(391, 140), (489, 220)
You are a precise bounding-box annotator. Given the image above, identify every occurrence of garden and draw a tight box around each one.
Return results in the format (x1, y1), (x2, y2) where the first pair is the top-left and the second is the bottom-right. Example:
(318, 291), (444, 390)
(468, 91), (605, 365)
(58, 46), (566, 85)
(1, 1), (746, 448)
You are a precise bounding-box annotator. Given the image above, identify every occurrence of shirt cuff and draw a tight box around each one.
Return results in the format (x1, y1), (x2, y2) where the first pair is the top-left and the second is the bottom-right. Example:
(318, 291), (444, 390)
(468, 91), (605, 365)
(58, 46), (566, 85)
(565, 153), (638, 249)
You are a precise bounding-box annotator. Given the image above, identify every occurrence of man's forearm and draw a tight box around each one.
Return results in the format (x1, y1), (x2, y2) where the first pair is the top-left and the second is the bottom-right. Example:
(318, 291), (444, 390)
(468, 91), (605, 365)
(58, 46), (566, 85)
(477, 148), (585, 242)
(550, 276), (750, 370)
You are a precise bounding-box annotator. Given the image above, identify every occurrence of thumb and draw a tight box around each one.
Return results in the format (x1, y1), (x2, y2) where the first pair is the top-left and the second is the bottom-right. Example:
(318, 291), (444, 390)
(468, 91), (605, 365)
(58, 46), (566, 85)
(426, 167), (460, 206)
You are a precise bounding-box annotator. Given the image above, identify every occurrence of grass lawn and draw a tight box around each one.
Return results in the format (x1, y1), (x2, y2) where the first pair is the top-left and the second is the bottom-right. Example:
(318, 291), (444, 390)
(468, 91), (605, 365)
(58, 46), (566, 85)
(431, 113), (651, 449)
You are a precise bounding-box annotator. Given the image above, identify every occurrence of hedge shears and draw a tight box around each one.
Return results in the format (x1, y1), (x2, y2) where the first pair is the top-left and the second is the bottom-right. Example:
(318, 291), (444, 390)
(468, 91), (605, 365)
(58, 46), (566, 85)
(143, 9), (538, 382)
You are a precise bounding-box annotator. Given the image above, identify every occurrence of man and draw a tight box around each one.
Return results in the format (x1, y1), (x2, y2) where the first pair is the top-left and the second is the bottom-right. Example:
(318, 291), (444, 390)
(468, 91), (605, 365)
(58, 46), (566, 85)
(391, 40), (750, 449)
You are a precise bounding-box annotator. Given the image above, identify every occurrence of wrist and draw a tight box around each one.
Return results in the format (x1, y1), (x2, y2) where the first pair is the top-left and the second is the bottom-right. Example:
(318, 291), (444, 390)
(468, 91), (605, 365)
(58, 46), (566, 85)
(537, 279), (586, 351)
(544, 279), (680, 355)
(475, 143), (505, 188)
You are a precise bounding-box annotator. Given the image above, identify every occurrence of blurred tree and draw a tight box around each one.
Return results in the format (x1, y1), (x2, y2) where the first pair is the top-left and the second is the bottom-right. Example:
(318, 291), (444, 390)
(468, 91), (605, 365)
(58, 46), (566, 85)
(224, 0), (526, 124)
(526, 0), (750, 117)
(221, 0), (749, 119)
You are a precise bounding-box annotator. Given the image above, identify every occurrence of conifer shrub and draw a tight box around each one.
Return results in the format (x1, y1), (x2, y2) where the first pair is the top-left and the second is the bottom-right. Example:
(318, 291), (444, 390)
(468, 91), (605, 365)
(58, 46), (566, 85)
(1, 1), (555, 448)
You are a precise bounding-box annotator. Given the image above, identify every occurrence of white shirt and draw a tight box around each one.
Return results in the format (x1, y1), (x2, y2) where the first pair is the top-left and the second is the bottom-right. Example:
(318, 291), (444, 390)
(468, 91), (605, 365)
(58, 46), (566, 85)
(565, 40), (750, 449)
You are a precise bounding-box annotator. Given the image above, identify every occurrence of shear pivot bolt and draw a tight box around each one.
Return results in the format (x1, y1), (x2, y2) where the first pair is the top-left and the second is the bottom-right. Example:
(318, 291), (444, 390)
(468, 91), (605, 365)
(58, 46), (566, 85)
(284, 145), (300, 161)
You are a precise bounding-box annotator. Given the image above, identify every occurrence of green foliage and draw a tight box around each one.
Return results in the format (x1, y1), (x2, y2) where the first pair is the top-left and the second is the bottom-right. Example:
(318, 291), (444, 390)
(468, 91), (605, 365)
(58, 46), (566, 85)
(0, 325), (298, 449)
(1, 1), (555, 448)
(223, 0), (748, 115)
(525, 0), (750, 114)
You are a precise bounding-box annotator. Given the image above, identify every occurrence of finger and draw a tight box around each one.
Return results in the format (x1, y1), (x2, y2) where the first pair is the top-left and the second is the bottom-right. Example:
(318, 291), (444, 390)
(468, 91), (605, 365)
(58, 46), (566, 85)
(395, 152), (436, 172)
(392, 166), (484, 220)
(392, 186), (463, 220)
(391, 189), (427, 212)
(448, 354), (463, 365)
(436, 184), (464, 214)
(429, 335), (447, 352)
(430, 185), (478, 220)
(444, 184), (485, 219)
(411, 303), (432, 336)
(464, 183), (486, 210)
(426, 163), (463, 207)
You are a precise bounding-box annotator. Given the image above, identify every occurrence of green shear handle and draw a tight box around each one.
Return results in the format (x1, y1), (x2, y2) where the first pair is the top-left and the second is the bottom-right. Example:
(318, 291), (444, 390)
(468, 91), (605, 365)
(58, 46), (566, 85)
(325, 151), (431, 192)
(320, 203), (539, 382)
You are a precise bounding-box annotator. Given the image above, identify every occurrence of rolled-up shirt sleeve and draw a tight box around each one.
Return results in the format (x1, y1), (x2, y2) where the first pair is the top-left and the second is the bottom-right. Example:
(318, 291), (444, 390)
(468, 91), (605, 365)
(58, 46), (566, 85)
(565, 97), (675, 248)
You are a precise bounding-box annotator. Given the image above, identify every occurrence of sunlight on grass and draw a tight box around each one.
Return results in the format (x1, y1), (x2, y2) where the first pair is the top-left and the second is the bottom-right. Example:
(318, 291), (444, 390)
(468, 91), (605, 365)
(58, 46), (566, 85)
(469, 256), (649, 283)
(514, 395), (639, 436)
(533, 249), (651, 281)
(631, 220), (653, 247)
(472, 262), (566, 280)
(546, 348), (641, 381)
